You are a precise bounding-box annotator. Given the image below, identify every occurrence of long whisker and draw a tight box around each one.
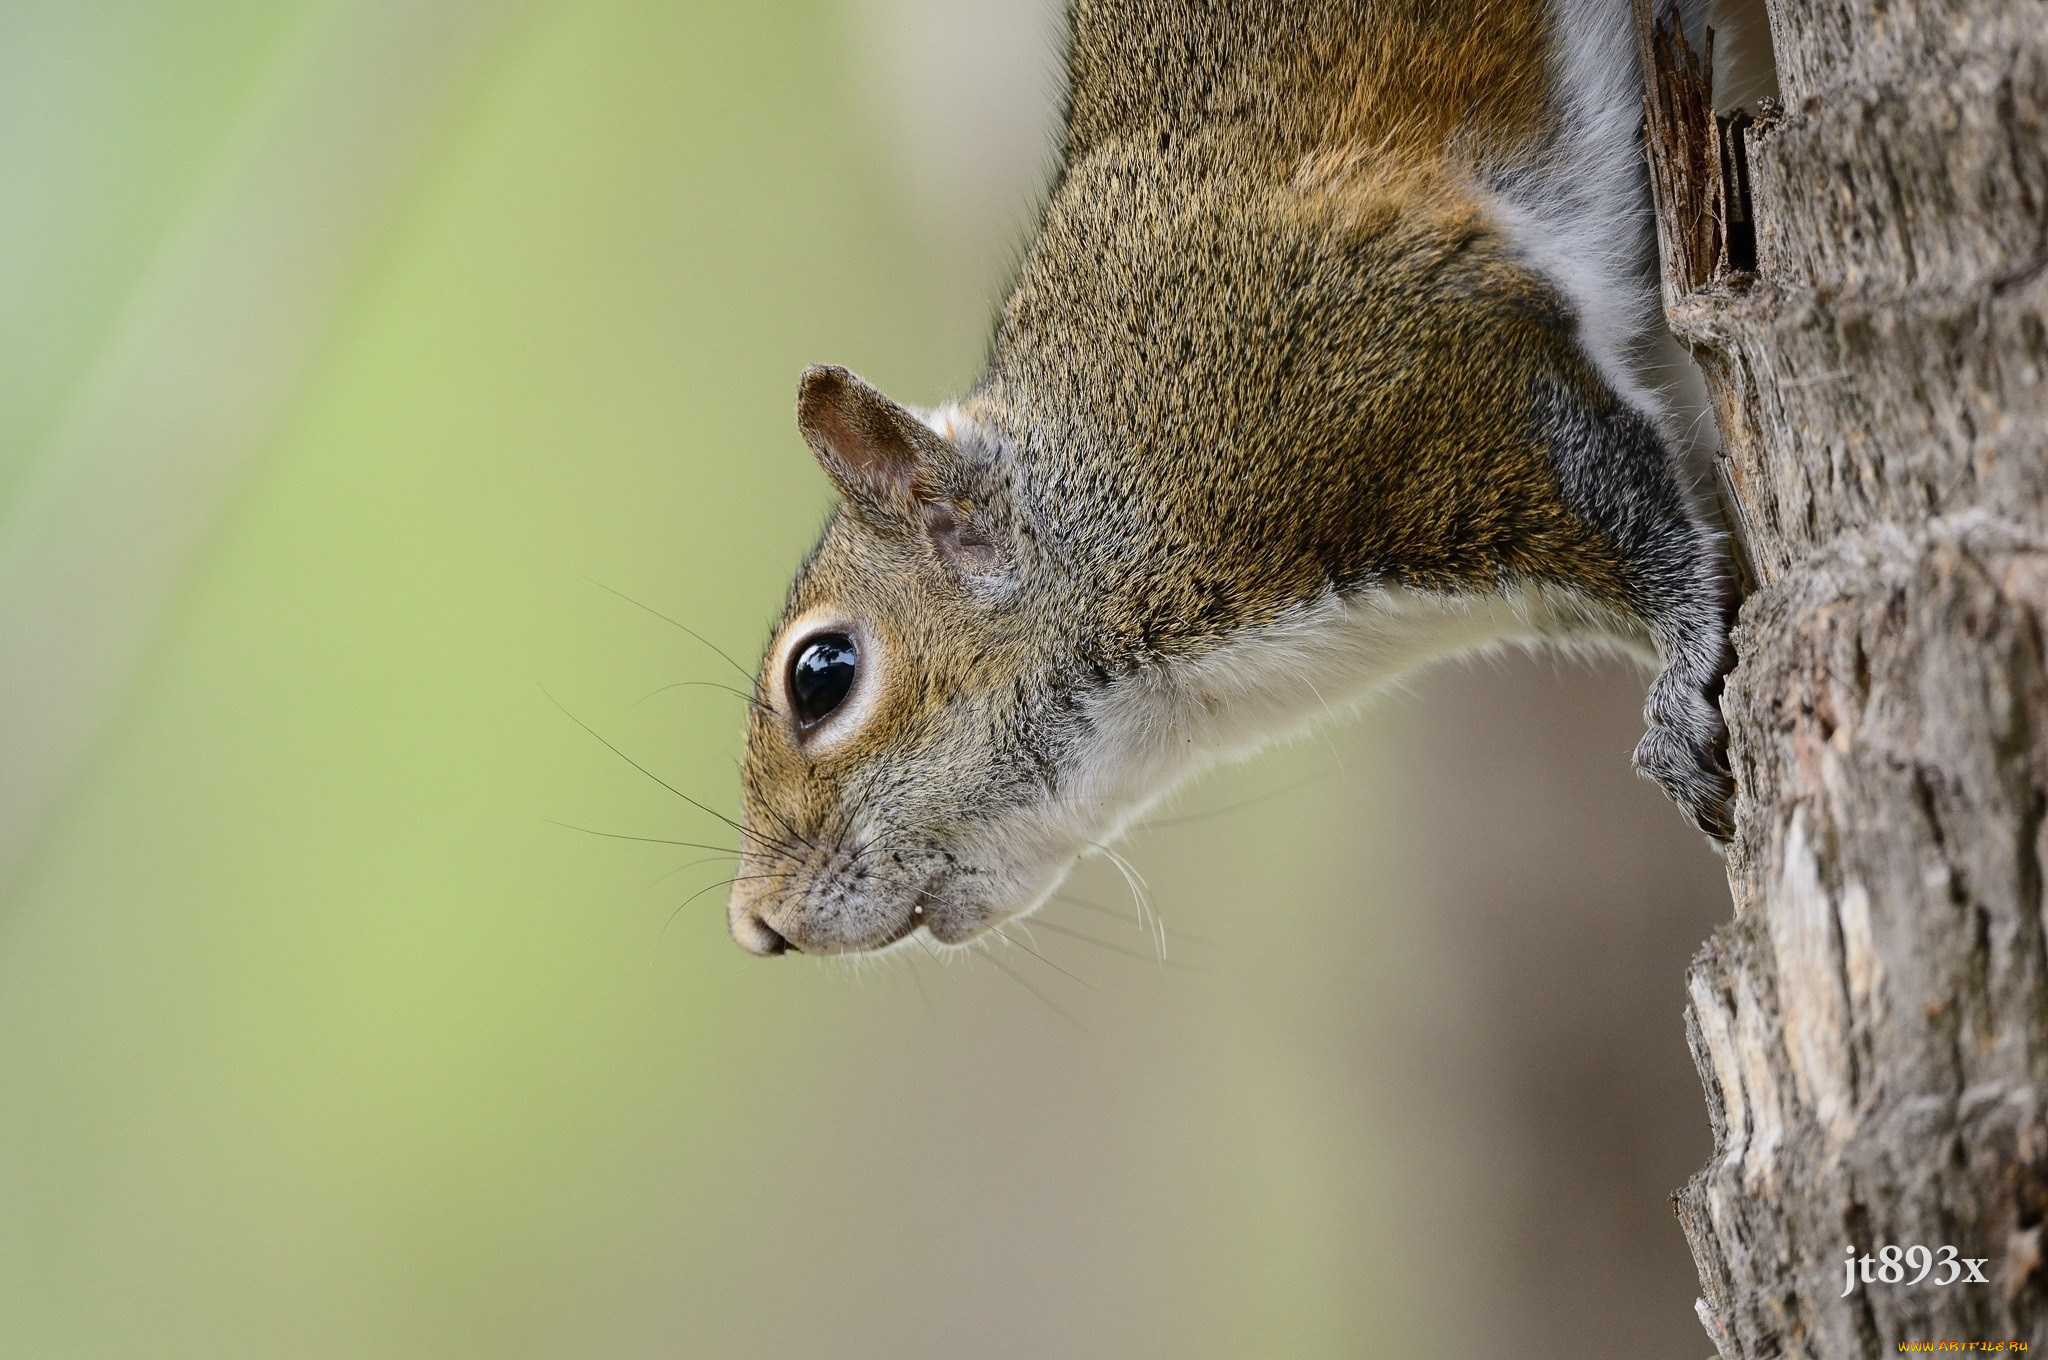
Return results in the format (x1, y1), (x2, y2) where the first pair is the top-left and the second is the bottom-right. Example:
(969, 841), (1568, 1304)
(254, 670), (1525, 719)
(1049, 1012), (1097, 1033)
(1134, 772), (1332, 830)
(650, 853), (740, 888)
(545, 819), (744, 858)
(1084, 839), (1164, 961)
(1301, 677), (1348, 776)
(991, 925), (1093, 989)
(720, 753), (832, 863)
(584, 577), (757, 685)
(542, 686), (811, 861)
(662, 876), (738, 937)
(1054, 894), (1224, 951)
(973, 944), (1092, 1037)
(660, 869), (800, 938)
(637, 679), (774, 715)
(1027, 917), (1210, 971)
(756, 791), (815, 853)
(837, 770), (888, 860)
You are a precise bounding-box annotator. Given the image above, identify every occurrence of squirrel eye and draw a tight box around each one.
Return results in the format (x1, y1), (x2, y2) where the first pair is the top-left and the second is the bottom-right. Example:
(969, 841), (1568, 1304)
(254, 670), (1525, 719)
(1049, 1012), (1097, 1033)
(788, 634), (858, 726)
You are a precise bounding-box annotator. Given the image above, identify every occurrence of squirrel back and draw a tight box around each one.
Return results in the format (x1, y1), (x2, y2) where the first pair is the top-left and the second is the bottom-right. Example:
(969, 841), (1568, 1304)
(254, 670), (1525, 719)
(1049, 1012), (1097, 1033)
(1061, 0), (1672, 403)
(726, 0), (1730, 958)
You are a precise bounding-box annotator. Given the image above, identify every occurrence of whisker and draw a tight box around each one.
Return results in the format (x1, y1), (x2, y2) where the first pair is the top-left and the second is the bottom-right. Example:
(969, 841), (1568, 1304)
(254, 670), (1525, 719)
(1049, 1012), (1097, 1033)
(1301, 677), (1349, 775)
(546, 819), (742, 857)
(637, 679), (774, 715)
(974, 944), (1092, 1037)
(584, 577), (757, 684)
(649, 853), (740, 888)
(1054, 894), (1225, 951)
(749, 784), (824, 859)
(1085, 840), (1164, 961)
(838, 771), (888, 860)
(991, 925), (1093, 990)
(1135, 771), (1332, 830)
(542, 686), (812, 861)
(660, 869), (801, 938)
(1026, 917), (1211, 971)
(720, 752), (830, 862)
(662, 876), (738, 937)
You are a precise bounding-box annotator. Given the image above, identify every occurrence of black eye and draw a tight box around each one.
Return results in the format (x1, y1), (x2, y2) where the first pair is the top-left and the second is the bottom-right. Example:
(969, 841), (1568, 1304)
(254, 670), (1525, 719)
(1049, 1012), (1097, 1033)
(789, 633), (858, 726)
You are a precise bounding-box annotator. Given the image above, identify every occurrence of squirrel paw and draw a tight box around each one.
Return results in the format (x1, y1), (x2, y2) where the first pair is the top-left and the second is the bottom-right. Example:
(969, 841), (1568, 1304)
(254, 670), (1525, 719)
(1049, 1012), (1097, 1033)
(1633, 681), (1735, 844)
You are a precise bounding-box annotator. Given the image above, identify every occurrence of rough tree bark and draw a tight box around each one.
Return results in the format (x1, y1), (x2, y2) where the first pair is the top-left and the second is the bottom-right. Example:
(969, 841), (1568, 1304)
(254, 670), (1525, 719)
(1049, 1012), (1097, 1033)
(1634, 0), (2048, 1352)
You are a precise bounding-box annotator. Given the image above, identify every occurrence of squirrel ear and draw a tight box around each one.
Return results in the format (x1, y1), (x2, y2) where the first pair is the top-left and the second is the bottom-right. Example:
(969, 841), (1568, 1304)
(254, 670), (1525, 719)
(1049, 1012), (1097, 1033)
(795, 364), (941, 512)
(795, 364), (1006, 578)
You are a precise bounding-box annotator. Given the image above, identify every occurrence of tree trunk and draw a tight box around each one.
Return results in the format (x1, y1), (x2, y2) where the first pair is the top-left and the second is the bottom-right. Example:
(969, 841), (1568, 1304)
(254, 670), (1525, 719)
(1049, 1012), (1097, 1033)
(1636, 0), (2048, 1352)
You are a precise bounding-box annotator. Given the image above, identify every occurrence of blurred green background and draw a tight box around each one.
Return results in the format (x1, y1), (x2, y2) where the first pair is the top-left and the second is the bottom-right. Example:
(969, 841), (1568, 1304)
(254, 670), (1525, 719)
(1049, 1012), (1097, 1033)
(0, 3), (1731, 1356)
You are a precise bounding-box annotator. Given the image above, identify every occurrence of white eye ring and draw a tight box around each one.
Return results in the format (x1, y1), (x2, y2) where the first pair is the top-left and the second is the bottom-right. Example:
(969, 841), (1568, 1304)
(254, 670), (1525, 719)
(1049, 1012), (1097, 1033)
(771, 612), (881, 750)
(787, 632), (858, 726)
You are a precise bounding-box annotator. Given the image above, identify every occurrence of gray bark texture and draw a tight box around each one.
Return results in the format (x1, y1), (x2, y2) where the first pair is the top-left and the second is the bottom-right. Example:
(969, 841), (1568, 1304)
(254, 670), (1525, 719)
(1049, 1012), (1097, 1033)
(1636, 0), (2048, 1352)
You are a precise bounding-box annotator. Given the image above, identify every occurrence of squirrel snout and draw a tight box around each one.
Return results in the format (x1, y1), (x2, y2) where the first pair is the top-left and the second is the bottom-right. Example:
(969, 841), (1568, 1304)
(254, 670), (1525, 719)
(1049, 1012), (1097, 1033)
(730, 910), (794, 957)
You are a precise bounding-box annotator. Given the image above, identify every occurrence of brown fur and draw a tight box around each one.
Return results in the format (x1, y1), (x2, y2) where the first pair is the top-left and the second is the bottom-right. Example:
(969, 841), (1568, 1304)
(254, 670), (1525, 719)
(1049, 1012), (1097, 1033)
(1065, 0), (1558, 163)
(728, 0), (1733, 957)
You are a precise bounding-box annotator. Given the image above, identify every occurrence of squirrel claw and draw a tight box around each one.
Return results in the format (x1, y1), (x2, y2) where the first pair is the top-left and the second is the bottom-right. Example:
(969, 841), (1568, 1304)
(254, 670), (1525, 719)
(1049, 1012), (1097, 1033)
(1634, 704), (1735, 845)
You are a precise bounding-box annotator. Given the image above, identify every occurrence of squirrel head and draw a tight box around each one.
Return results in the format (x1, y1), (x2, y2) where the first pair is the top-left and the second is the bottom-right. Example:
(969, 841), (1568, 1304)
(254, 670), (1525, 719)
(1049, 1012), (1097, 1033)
(730, 365), (1099, 956)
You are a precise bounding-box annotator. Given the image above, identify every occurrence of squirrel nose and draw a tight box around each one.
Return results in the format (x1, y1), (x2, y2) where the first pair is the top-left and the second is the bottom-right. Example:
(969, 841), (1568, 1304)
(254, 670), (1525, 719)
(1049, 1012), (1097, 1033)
(732, 912), (794, 957)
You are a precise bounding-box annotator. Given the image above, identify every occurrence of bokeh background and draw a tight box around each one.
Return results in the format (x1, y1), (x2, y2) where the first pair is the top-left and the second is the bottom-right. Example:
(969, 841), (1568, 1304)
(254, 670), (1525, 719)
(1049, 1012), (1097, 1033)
(0, 2), (1731, 1356)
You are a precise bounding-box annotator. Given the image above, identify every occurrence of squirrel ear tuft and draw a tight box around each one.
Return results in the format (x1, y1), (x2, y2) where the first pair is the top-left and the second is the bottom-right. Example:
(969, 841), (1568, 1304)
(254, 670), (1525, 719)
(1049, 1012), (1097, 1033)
(795, 364), (940, 512)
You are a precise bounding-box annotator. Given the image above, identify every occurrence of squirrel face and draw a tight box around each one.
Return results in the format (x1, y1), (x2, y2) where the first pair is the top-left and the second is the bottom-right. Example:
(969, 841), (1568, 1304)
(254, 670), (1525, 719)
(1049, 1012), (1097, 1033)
(727, 2), (1744, 953)
(729, 367), (1095, 955)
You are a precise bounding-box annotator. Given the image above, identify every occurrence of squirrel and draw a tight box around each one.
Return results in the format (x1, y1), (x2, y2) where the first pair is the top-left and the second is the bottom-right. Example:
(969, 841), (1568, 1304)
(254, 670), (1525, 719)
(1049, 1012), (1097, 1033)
(727, 0), (1734, 957)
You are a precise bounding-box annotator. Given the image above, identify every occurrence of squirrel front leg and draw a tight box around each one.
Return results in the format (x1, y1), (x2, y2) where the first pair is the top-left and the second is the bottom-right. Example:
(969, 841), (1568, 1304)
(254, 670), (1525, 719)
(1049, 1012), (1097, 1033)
(1627, 549), (1738, 844)
(1535, 379), (1737, 842)
(1635, 559), (1739, 844)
